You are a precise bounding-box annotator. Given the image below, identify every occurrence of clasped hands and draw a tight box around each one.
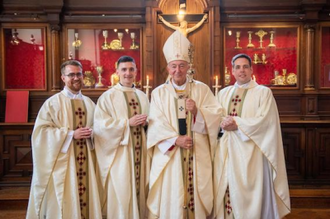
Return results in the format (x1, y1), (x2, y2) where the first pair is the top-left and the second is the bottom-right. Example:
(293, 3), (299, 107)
(220, 116), (238, 131)
(129, 114), (148, 127)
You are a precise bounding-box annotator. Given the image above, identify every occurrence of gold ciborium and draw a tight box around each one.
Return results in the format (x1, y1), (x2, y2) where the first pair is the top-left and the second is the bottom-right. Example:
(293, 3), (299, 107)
(95, 66), (105, 88)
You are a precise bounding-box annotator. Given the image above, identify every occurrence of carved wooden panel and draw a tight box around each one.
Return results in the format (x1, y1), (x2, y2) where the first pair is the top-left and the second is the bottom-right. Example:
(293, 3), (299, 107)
(65, 0), (145, 8)
(0, 126), (33, 187)
(281, 127), (306, 183)
(313, 128), (330, 182)
(318, 95), (330, 116)
(275, 96), (302, 115)
(306, 96), (318, 115)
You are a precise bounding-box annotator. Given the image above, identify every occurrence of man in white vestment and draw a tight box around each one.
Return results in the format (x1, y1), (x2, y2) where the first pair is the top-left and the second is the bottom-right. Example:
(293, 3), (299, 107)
(94, 56), (149, 219)
(147, 30), (222, 219)
(213, 53), (291, 219)
(26, 60), (102, 219)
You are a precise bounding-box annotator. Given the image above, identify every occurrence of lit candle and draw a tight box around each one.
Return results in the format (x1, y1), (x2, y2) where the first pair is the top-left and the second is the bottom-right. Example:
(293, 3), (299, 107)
(215, 76), (219, 86)
(146, 75), (149, 86)
(111, 74), (115, 86)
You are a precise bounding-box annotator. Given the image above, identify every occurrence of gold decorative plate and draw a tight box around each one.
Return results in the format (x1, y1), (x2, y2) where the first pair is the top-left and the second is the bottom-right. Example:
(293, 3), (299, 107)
(287, 73), (297, 85)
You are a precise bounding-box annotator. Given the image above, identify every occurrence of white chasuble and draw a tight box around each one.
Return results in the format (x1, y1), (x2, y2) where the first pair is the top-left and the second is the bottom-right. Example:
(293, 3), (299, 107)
(214, 80), (291, 219)
(26, 91), (102, 219)
(94, 84), (149, 219)
(147, 80), (222, 219)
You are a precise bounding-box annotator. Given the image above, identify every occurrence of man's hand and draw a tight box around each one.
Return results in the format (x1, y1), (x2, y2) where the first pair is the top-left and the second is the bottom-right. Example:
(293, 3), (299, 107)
(186, 99), (197, 116)
(129, 114), (148, 127)
(175, 135), (193, 149)
(221, 116), (238, 131)
(73, 127), (93, 139)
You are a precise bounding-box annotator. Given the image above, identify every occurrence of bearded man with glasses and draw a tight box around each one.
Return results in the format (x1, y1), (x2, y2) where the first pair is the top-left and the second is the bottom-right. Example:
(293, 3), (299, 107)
(27, 60), (102, 219)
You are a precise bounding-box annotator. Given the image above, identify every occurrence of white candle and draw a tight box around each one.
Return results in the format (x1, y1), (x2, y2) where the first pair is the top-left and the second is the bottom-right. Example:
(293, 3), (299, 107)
(111, 74), (115, 86)
(215, 76), (219, 86)
(146, 75), (149, 86)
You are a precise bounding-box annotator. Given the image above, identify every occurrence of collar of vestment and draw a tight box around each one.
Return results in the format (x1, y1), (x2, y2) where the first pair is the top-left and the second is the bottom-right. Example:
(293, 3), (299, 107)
(114, 83), (136, 92)
(62, 86), (83, 100)
(234, 80), (258, 89)
(165, 77), (192, 99)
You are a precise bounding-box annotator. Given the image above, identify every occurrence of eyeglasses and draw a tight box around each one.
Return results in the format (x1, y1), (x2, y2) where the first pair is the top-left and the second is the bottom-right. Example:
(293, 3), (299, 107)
(64, 72), (83, 79)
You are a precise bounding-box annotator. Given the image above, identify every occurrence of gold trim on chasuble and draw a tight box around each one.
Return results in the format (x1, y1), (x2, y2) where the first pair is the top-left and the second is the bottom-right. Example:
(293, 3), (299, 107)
(71, 99), (89, 219)
(123, 91), (142, 210)
(175, 88), (195, 219)
(224, 87), (248, 219)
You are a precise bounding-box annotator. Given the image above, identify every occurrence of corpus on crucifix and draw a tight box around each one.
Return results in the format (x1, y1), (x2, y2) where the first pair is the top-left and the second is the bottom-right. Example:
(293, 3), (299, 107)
(158, 13), (208, 37)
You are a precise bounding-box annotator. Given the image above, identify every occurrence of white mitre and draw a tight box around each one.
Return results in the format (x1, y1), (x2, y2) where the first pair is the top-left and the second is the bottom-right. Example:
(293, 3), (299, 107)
(163, 30), (190, 63)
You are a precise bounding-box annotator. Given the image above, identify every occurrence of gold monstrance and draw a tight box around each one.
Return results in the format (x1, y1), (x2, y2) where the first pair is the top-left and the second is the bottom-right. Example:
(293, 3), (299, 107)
(255, 29), (268, 49)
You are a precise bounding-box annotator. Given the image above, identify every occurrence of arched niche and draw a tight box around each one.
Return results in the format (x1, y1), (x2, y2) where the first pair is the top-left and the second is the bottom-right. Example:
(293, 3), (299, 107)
(155, 0), (212, 86)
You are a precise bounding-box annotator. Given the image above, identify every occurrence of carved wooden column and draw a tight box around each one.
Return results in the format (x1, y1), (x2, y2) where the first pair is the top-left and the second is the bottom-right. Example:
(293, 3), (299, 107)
(145, 1), (158, 95)
(304, 24), (316, 91)
(209, 0), (221, 89)
(50, 24), (61, 91)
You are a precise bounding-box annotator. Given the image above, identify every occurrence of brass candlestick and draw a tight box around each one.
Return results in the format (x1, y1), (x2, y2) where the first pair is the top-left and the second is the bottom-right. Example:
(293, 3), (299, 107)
(234, 31), (242, 49)
(255, 29), (268, 49)
(282, 69), (288, 85)
(10, 29), (20, 45)
(212, 75), (221, 96)
(247, 31), (255, 48)
(253, 53), (267, 64)
(224, 66), (231, 86)
(268, 31), (276, 47)
(143, 75), (152, 99)
(253, 53), (260, 64)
